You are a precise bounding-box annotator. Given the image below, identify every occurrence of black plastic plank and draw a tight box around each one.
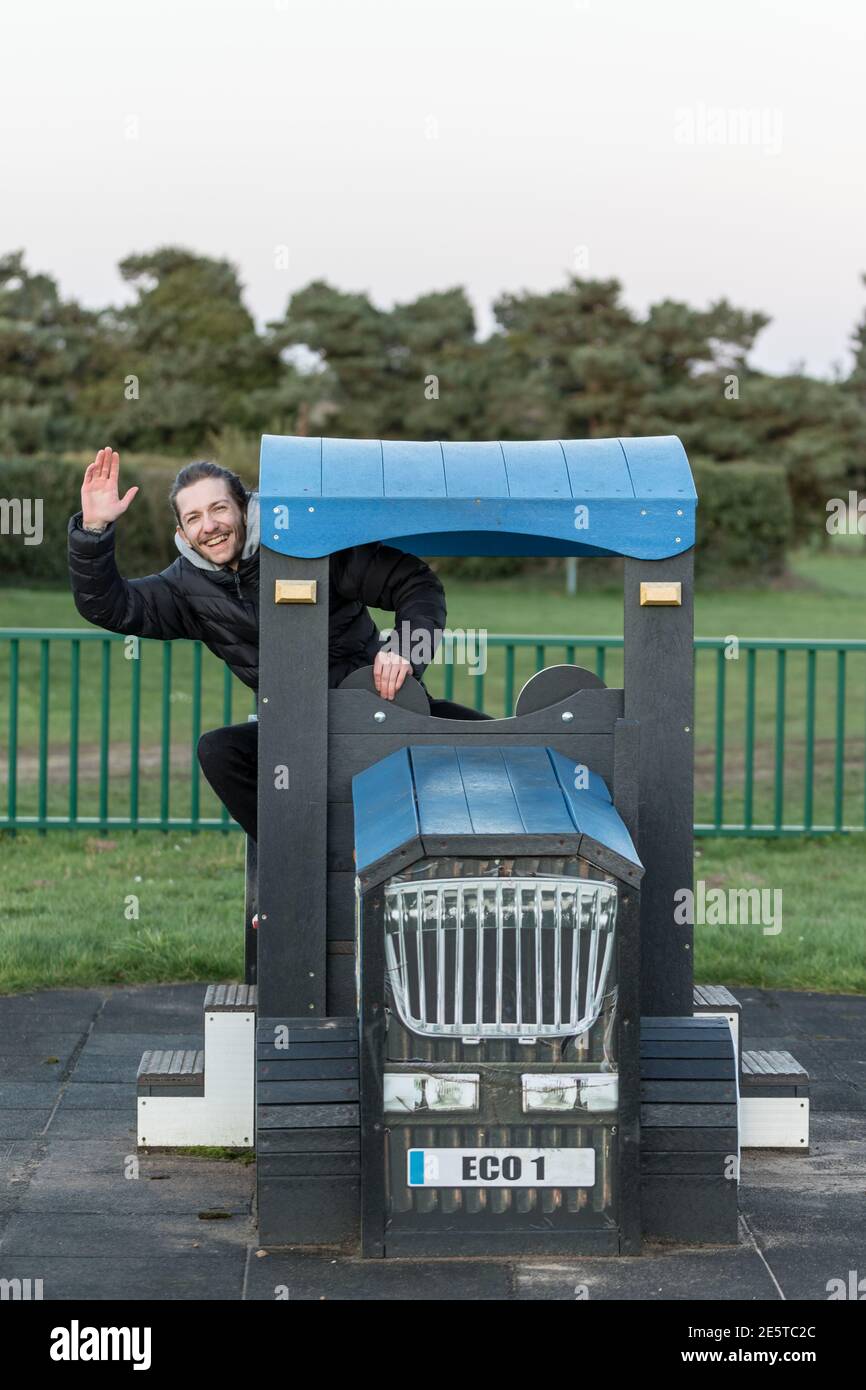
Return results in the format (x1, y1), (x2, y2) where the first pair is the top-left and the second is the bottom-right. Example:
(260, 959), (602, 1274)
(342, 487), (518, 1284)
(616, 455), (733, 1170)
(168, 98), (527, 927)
(640, 1040), (734, 1059)
(258, 1153), (362, 1178)
(257, 1058), (359, 1081)
(641, 1103), (738, 1127)
(640, 1175), (738, 1244)
(256, 1127), (361, 1155)
(640, 1027), (732, 1042)
(256, 1041), (359, 1060)
(641, 1016), (730, 1028)
(640, 1126), (738, 1153)
(258, 1175), (360, 1248)
(326, 954), (357, 1018)
(743, 1084), (810, 1099)
(640, 1151), (733, 1176)
(640, 1059), (735, 1079)
(384, 1228), (619, 1259)
(256, 1079), (359, 1105)
(257, 1103), (360, 1129)
(640, 1080), (737, 1103)
(257, 1018), (356, 1037)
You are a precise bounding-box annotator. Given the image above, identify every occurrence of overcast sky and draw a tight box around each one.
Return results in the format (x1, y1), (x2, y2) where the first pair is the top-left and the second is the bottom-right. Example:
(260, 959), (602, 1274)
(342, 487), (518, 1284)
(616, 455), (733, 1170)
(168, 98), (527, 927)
(3, 0), (864, 376)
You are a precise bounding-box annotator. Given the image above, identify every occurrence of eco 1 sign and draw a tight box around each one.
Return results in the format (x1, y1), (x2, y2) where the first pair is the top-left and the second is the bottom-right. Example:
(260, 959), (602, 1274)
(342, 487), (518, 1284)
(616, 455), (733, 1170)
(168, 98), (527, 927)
(408, 1147), (596, 1189)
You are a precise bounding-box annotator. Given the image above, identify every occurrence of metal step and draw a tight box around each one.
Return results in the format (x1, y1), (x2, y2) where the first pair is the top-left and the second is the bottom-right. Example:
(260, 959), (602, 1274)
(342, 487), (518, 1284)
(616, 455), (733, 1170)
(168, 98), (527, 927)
(137, 1049), (205, 1097)
(204, 983), (257, 1012)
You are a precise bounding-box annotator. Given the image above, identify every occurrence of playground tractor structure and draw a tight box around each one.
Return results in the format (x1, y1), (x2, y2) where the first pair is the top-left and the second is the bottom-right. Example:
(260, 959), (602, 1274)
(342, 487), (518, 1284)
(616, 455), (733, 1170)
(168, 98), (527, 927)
(136, 435), (810, 1258)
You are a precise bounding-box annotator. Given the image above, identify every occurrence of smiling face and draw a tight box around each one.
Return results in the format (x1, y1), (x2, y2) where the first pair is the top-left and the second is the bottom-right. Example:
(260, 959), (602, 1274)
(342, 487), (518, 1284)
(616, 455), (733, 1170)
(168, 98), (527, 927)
(175, 477), (246, 569)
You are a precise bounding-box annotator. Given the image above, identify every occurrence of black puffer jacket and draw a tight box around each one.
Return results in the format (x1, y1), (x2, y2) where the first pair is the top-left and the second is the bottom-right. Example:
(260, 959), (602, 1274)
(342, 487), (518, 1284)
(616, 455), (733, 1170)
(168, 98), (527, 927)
(67, 510), (447, 693)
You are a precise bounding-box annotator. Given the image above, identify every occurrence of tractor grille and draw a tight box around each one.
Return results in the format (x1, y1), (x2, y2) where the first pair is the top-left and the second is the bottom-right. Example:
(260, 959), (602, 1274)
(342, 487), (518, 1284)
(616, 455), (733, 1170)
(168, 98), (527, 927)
(383, 875), (617, 1039)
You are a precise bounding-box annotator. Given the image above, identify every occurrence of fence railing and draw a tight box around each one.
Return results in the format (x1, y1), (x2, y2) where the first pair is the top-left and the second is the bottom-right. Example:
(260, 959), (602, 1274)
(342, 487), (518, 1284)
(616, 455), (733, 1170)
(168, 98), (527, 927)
(1, 629), (864, 836)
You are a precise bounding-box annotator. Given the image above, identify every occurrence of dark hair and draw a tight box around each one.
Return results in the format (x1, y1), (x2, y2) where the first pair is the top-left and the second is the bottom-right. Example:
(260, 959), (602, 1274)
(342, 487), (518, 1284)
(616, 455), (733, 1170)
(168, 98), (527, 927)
(169, 461), (248, 524)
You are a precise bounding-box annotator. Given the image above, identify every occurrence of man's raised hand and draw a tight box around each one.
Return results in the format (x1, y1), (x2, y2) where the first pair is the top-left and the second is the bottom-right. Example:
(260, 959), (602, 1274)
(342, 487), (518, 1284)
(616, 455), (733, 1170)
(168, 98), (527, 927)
(81, 448), (139, 530)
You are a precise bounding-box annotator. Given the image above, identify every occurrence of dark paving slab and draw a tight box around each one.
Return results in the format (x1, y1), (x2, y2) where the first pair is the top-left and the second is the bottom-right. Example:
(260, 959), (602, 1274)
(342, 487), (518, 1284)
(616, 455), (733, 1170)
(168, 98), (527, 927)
(512, 1243), (779, 1301)
(0, 991), (105, 1022)
(0, 1083), (62, 1108)
(0, 1140), (40, 1166)
(773, 990), (866, 1031)
(56, 1083), (137, 1109)
(0, 1057), (67, 1082)
(92, 986), (205, 1034)
(71, 1056), (163, 1084)
(808, 1081), (866, 1114)
(0, 1033), (85, 1062)
(18, 1143), (254, 1215)
(0, 982), (860, 1301)
(740, 1139), (866, 1195)
(46, 1108), (137, 1141)
(739, 1187), (866, 1301)
(828, 1058), (866, 1088)
(0, 1256), (245, 1301)
(735, 989), (791, 1035)
(78, 1033), (202, 1059)
(246, 1250), (514, 1301)
(0, 1110), (51, 1140)
(0, 1140), (43, 1216)
(0, 1210), (254, 1257)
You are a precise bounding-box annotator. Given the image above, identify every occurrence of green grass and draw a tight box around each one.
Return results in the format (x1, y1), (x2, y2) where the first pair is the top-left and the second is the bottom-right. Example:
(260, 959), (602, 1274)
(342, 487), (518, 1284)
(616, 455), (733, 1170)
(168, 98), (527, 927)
(3, 547), (866, 830)
(1, 543), (864, 995)
(692, 834), (866, 993)
(0, 829), (244, 993)
(0, 828), (862, 995)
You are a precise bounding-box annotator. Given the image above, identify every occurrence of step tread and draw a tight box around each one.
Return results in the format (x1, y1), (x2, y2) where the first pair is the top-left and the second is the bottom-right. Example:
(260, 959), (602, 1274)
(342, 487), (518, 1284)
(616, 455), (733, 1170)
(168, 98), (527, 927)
(204, 983), (258, 1012)
(741, 1049), (808, 1081)
(137, 1049), (205, 1084)
(693, 984), (741, 1011)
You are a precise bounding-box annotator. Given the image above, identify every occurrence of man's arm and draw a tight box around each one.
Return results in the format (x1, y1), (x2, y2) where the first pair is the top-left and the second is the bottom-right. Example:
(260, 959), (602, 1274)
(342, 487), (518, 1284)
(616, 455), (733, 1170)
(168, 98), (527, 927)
(68, 448), (189, 640)
(338, 542), (447, 689)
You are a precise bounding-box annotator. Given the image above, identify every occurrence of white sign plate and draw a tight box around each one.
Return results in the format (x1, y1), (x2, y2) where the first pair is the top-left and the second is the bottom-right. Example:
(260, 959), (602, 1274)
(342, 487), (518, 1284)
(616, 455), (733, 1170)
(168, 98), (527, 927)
(407, 1147), (596, 1188)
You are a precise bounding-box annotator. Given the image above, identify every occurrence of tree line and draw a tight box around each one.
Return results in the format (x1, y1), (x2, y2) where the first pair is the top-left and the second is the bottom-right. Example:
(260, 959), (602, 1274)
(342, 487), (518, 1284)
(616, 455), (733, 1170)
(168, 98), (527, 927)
(1, 244), (864, 582)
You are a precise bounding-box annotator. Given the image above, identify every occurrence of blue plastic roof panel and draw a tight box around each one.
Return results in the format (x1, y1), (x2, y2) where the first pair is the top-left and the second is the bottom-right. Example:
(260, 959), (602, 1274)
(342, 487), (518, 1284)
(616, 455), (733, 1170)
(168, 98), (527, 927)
(259, 434), (696, 560)
(352, 744), (644, 889)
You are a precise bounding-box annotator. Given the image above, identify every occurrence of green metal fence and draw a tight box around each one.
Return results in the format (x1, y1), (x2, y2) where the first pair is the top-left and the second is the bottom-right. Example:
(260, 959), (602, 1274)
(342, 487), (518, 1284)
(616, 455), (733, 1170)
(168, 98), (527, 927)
(1, 629), (865, 836)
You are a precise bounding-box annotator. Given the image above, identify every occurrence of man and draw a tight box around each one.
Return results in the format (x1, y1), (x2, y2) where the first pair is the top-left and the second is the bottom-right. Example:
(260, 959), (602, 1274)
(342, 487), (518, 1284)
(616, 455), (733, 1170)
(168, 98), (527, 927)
(68, 447), (488, 840)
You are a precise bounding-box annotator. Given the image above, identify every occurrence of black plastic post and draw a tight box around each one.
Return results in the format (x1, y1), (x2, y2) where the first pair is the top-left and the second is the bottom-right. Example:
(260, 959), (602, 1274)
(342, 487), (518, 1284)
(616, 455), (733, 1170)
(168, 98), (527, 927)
(623, 549), (695, 1018)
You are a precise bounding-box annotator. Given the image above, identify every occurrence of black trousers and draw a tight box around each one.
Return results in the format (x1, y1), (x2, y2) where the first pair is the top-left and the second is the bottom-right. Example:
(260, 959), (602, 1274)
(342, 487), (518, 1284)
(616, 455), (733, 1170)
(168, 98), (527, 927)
(197, 697), (493, 842)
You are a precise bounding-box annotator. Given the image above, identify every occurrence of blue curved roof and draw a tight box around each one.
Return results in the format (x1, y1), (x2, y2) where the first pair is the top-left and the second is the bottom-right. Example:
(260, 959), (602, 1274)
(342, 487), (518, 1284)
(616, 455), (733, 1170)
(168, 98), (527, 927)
(258, 434), (696, 559)
(352, 744), (643, 890)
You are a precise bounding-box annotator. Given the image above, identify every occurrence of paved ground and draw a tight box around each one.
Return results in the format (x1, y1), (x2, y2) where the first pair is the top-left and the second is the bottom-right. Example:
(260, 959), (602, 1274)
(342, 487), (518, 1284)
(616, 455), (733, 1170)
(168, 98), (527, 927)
(0, 984), (863, 1300)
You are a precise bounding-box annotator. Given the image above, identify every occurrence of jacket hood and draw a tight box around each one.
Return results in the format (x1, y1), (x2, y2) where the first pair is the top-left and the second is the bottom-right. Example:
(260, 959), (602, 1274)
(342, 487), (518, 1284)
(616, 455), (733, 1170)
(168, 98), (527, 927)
(174, 491), (260, 571)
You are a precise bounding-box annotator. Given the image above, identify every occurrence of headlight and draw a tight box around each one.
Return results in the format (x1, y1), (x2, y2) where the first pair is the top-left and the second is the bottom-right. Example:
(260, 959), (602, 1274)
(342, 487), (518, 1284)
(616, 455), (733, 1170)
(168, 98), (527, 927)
(521, 1072), (618, 1113)
(384, 1073), (479, 1113)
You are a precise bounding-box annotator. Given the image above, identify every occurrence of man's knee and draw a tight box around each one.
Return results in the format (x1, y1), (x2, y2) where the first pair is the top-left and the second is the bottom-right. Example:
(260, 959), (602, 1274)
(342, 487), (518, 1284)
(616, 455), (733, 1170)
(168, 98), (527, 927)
(197, 728), (227, 776)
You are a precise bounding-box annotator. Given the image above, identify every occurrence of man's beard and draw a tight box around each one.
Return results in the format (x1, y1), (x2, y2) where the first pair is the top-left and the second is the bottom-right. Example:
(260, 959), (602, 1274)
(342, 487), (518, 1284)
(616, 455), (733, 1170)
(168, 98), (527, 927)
(193, 526), (244, 564)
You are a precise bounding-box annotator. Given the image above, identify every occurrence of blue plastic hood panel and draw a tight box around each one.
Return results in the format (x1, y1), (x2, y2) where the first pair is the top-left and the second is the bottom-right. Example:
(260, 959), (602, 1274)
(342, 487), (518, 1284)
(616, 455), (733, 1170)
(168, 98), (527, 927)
(259, 435), (696, 559)
(352, 744), (643, 887)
